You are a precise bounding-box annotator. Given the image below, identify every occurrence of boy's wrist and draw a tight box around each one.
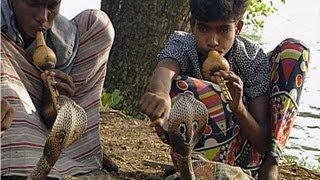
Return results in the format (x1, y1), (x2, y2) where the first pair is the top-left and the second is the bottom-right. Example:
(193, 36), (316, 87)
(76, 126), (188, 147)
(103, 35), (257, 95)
(40, 101), (57, 129)
(147, 83), (171, 96)
(41, 88), (57, 129)
(231, 102), (247, 116)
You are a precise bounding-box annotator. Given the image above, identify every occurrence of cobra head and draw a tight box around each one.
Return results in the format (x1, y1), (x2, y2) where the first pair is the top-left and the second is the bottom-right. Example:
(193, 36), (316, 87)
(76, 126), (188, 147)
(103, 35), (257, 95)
(168, 93), (208, 157)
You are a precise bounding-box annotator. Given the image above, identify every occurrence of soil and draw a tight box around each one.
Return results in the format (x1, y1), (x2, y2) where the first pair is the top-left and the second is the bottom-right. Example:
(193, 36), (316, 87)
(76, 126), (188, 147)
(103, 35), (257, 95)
(93, 111), (320, 180)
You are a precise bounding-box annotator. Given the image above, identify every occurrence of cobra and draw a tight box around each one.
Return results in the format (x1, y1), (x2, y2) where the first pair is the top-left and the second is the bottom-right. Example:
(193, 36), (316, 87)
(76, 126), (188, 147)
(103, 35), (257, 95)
(27, 31), (87, 179)
(166, 93), (253, 180)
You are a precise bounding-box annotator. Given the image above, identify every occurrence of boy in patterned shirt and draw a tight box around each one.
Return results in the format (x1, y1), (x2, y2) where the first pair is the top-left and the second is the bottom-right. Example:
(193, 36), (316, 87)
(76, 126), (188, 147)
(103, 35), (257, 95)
(139, 0), (309, 179)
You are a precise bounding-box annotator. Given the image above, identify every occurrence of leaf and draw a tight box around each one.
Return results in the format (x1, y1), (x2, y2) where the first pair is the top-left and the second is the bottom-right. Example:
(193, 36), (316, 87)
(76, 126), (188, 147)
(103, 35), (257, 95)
(102, 92), (112, 107)
(111, 89), (123, 107)
(245, 0), (285, 31)
(112, 89), (121, 97)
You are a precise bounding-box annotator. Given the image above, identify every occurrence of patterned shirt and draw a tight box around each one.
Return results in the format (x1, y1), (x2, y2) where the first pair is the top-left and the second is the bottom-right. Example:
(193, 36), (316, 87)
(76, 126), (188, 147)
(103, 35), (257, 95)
(157, 31), (271, 98)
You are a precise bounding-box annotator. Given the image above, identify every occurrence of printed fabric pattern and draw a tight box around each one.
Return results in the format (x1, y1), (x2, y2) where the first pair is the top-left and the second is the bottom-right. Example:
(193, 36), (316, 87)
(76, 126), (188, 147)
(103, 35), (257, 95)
(155, 38), (309, 174)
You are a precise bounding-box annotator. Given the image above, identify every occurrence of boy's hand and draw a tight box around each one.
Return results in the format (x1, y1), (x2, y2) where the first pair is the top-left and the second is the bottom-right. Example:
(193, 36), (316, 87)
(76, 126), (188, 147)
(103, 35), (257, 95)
(41, 70), (75, 97)
(211, 70), (245, 113)
(40, 70), (75, 128)
(139, 92), (171, 127)
(1, 98), (15, 138)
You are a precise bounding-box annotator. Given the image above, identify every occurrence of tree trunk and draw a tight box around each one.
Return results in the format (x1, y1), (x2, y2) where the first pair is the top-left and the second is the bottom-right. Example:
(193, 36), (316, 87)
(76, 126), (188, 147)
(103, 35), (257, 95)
(100, 1), (190, 117)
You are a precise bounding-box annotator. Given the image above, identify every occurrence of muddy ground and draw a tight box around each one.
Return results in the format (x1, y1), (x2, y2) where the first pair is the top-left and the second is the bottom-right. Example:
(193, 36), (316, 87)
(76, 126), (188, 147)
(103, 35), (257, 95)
(79, 111), (320, 180)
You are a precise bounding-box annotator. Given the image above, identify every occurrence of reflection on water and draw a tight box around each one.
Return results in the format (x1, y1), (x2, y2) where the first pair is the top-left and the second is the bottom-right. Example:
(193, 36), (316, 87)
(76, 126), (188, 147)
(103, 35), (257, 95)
(247, 0), (320, 168)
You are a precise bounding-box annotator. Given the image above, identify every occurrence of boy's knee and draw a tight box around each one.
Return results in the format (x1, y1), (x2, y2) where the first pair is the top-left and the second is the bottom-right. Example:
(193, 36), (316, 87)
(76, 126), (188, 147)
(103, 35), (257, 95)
(279, 38), (309, 53)
(76, 9), (115, 43)
(93, 10), (115, 42)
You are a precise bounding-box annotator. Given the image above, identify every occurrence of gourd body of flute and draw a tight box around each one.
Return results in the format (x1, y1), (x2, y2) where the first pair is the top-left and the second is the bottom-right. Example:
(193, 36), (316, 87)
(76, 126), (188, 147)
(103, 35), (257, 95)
(202, 50), (233, 101)
(202, 50), (229, 79)
(33, 31), (59, 110)
(33, 31), (57, 70)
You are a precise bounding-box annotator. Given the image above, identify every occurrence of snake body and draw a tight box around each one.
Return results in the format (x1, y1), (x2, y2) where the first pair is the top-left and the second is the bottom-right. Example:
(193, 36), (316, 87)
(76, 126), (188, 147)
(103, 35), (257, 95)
(28, 95), (87, 179)
(26, 31), (87, 179)
(167, 93), (253, 180)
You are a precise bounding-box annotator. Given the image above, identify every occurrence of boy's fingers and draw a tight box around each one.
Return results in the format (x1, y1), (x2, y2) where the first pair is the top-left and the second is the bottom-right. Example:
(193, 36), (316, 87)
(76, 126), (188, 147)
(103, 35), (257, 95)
(150, 109), (170, 127)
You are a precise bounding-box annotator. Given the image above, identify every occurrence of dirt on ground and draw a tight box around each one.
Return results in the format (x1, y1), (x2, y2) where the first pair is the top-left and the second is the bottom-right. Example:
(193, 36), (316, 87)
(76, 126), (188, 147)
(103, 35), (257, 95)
(97, 111), (320, 180)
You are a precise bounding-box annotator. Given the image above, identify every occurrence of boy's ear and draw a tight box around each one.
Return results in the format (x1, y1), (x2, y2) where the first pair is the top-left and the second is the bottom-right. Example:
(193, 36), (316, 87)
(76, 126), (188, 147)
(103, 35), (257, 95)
(235, 20), (243, 35)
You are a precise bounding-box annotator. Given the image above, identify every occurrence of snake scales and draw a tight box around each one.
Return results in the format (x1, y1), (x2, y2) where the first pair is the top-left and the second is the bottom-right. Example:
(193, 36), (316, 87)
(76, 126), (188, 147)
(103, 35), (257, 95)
(167, 93), (253, 180)
(27, 31), (87, 179)
(27, 95), (87, 179)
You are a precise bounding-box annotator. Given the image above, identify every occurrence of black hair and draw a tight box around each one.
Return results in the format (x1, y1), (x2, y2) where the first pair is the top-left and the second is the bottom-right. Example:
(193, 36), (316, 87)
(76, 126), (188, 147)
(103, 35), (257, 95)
(189, 0), (249, 21)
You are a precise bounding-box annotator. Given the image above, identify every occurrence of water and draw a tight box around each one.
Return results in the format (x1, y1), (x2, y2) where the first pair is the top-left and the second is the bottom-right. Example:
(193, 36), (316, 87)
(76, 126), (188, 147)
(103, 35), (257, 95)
(259, 0), (320, 169)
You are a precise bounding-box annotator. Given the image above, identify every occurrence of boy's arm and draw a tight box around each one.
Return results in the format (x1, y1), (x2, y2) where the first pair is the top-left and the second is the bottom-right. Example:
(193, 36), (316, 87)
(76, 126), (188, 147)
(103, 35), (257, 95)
(215, 70), (270, 153)
(139, 58), (180, 127)
(237, 94), (271, 153)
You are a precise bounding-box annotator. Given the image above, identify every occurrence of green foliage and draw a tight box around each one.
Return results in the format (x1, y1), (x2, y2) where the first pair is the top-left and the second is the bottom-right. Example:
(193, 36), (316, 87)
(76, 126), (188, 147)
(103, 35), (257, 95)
(245, 0), (286, 31)
(100, 89), (123, 112)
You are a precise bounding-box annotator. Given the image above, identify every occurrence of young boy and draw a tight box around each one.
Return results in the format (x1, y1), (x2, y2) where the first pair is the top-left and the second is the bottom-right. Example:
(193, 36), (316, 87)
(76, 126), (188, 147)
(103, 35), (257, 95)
(139, 0), (309, 179)
(1, 0), (117, 178)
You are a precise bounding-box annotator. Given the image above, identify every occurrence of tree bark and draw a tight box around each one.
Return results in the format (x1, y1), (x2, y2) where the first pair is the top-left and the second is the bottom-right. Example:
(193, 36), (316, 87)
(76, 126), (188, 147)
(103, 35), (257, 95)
(101, 1), (190, 117)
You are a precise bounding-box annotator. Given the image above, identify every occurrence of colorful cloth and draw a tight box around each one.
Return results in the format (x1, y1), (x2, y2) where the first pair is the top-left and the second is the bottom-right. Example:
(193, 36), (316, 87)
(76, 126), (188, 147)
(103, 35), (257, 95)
(268, 38), (310, 163)
(1, 10), (114, 178)
(155, 38), (309, 173)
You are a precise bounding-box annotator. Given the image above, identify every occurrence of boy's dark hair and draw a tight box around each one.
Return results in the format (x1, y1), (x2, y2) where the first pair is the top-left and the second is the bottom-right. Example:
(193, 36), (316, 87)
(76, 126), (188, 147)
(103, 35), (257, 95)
(189, 0), (249, 21)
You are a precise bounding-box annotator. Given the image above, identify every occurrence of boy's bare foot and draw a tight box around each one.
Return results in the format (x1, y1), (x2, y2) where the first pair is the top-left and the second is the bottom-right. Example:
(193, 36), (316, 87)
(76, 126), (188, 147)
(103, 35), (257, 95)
(258, 154), (278, 180)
